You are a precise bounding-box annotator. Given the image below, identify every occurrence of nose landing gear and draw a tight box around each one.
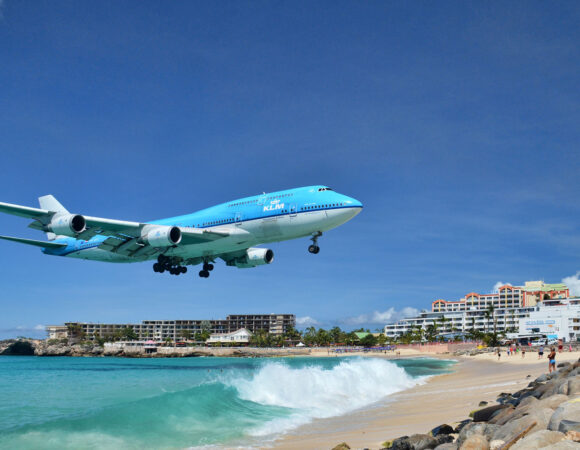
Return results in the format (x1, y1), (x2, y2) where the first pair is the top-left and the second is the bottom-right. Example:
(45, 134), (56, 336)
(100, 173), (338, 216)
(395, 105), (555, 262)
(308, 232), (322, 254)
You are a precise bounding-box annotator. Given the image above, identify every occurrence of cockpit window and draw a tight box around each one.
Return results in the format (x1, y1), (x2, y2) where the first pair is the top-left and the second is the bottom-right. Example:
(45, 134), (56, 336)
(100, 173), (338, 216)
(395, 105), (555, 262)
(317, 187), (333, 192)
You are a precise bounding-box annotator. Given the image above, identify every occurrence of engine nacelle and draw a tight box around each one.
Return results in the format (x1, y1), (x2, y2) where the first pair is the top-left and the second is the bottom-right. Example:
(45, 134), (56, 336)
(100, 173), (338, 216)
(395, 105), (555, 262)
(47, 214), (86, 236)
(229, 247), (274, 268)
(141, 226), (182, 248)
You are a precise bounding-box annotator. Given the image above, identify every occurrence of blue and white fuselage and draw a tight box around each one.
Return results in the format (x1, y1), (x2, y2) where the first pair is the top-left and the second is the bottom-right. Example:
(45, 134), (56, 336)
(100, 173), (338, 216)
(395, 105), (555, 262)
(0, 186), (362, 277)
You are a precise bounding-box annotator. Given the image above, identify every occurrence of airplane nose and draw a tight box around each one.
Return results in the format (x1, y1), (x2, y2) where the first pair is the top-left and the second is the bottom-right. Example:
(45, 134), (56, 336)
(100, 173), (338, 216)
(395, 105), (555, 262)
(343, 195), (363, 209)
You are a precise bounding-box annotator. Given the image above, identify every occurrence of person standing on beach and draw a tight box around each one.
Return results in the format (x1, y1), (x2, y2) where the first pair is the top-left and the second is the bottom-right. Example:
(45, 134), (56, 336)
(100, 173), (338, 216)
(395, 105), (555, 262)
(538, 345), (544, 359)
(522, 347), (525, 358)
(548, 347), (556, 373)
(497, 348), (501, 360)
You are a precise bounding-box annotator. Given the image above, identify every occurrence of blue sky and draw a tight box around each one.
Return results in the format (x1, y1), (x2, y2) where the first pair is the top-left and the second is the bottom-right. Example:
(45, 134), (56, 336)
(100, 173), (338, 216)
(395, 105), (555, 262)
(0, 1), (579, 338)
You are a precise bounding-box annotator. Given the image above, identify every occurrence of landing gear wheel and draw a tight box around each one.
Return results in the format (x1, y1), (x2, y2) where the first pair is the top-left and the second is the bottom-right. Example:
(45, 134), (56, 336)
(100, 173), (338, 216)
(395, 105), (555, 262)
(199, 270), (210, 278)
(181, 266), (187, 274)
(203, 263), (214, 272)
(158, 255), (168, 264)
(309, 232), (322, 254)
(153, 263), (161, 272)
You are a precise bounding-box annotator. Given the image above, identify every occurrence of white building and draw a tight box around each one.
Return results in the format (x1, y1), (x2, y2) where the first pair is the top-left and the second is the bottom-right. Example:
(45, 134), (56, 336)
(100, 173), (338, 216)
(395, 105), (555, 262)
(518, 299), (580, 342)
(207, 328), (253, 344)
(384, 307), (533, 338)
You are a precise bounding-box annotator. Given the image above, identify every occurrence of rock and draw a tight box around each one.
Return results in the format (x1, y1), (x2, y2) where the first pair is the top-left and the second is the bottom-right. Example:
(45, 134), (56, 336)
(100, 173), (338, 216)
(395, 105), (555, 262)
(559, 420), (580, 433)
(567, 377), (580, 396)
(472, 405), (509, 422)
(332, 443), (351, 450)
(407, 434), (437, 450)
(549, 441), (580, 449)
(454, 420), (472, 434)
(390, 436), (412, 450)
(541, 380), (569, 398)
(548, 398), (580, 431)
(431, 424), (455, 437)
(558, 362), (572, 368)
(488, 440), (504, 450)
(510, 430), (565, 450)
(433, 444), (457, 450)
(516, 396), (538, 409)
(488, 406), (515, 425)
(566, 430), (580, 442)
(459, 434), (489, 450)
(536, 373), (549, 383)
(457, 423), (498, 447)
(537, 394), (570, 410)
(435, 434), (455, 446)
(492, 407), (554, 442)
(478, 401), (488, 407)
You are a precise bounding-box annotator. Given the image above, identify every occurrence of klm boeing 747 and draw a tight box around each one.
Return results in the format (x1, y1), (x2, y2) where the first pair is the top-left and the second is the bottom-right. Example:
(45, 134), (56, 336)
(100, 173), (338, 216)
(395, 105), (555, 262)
(0, 186), (362, 278)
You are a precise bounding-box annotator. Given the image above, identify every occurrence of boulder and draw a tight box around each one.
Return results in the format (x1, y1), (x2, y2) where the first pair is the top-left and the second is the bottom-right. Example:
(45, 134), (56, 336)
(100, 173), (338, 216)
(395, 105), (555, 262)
(567, 377), (580, 396)
(472, 405), (509, 422)
(548, 399), (580, 431)
(459, 434), (488, 450)
(407, 434), (437, 450)
(510, 430), (565, 450)
(541, 380), (570, 398)
(435, 435), (455, 446)
(454, 420), (472, 434)
(332, 443), (351, 450)
(558, 420), (580, 433)
(390, 436), (412, 450)
(537, 394), (570, 410)
(488, 406), (515, 425)
(488, 440), (504, 450)
(457, 423), (498, 447)
(492, 407), (554, 442)
(536, 374), (549, 383)
(433, 444), (457, 450)
(558, 362), (571, 368)
(478, 401), (488, 407)
(566, 430), (580, 442)
(431, 424), (454, 437)
(548, 441), (580, 449)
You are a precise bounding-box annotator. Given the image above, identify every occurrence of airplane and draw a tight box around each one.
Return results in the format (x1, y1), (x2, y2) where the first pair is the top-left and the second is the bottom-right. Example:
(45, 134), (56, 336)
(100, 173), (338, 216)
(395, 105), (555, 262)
(0, 186), (362, 278)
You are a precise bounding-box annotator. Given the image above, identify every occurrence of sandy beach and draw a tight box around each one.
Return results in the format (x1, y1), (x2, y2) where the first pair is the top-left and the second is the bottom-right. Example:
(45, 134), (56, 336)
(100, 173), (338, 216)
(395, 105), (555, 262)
(272, 350), (580, 449)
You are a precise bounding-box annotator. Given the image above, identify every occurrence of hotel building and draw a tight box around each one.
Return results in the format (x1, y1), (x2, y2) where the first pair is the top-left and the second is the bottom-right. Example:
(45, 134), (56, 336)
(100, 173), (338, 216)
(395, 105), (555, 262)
(385, 280), (573, 339)
(47, 314), (296, 342)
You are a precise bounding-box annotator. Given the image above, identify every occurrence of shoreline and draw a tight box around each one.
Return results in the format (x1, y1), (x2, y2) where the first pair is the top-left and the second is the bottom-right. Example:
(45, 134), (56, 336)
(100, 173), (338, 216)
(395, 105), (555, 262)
(271, 351), (580, 449)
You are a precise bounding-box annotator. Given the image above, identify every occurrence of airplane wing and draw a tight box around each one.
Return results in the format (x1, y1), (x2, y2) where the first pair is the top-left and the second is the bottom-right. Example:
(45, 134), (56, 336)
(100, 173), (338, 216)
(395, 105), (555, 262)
(0, 235), (67, 249)
(0, 199), (235, 258)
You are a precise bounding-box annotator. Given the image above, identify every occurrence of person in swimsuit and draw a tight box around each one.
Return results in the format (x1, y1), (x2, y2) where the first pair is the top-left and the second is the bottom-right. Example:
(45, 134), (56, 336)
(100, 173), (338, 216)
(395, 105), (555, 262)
(548, 348), (556, 373)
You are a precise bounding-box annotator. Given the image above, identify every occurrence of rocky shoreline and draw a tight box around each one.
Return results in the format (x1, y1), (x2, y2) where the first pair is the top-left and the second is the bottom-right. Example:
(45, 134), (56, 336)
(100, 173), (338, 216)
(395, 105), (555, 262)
(0, 339), (310, 358)
(332, 359), (580, 450)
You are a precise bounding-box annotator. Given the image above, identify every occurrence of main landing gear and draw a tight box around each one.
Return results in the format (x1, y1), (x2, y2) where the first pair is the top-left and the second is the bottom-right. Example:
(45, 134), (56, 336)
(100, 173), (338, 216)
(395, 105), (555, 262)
(199, 261), (214, 278)
(308, 231), (322, 254)
(153, 255), (188, 276)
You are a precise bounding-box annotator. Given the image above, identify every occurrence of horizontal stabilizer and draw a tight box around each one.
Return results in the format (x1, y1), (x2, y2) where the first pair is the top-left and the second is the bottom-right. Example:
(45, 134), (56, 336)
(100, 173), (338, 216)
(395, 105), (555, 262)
(0, 235), (67, 249)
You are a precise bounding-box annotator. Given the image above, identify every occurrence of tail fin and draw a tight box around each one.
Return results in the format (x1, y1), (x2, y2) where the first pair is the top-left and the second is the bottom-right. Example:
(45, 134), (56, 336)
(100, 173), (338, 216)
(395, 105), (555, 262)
(38, 195), (69, 241)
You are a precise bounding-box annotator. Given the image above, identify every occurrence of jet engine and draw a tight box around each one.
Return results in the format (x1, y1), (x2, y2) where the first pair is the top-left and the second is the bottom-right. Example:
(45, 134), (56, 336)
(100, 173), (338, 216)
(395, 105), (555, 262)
(229, 247), (274, 268)
(47, 214), (86, 236)
(141, 226), (182, 247)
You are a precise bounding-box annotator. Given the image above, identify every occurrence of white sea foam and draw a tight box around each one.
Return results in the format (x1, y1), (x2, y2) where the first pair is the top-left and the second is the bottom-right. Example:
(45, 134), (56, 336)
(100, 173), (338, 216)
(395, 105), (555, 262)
(224, 358), (422, 438)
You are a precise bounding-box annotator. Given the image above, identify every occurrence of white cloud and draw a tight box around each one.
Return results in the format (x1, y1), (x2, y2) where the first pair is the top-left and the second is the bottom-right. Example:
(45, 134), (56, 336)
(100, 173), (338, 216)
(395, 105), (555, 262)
(343, 307), (420, 326)
(296, 316), (319, 326)
(493, 281), (511, 293)
(563, 272), (580, 296)
(34, 324), (45, 330)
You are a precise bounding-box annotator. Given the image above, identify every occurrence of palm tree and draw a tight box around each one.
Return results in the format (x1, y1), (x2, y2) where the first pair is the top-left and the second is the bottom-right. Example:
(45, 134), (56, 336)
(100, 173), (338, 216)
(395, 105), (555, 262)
(487, 304), (496, 334)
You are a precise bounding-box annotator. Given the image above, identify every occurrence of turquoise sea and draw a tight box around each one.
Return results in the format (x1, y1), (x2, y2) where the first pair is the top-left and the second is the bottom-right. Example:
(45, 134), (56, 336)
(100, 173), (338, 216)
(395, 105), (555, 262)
(0, 356), (455, 449)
